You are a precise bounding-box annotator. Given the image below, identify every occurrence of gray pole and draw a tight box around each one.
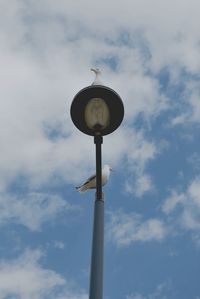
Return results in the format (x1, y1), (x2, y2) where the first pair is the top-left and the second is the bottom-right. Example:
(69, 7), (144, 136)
(89, 196), (104, 299)
(89, 135), (104, 299)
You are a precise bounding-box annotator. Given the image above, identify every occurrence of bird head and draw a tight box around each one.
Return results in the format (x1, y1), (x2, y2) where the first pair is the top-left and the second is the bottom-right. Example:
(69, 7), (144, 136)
(91, 68), (101, 75)
(104, 164), (113, 172)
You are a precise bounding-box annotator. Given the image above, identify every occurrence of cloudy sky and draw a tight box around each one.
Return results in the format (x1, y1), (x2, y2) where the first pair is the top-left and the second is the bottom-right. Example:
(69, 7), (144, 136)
(1, 0), (200, 298)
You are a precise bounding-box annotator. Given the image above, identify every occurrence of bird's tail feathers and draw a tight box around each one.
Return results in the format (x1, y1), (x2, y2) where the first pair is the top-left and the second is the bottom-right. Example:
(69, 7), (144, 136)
(75, 185), (88, 193)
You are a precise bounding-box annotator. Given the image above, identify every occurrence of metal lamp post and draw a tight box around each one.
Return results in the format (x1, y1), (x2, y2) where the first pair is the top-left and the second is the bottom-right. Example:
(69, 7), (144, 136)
(70, 81), (124, 299)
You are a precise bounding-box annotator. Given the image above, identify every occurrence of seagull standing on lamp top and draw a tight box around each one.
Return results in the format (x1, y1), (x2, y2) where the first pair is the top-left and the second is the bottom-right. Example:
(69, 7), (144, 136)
(91, 68), (102, 85)
(76, 165), (112, 193)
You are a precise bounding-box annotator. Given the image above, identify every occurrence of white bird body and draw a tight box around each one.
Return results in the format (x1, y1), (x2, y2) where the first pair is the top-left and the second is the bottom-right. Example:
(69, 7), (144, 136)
(76, 164), (112, 193)
(91, 68), (102, 85)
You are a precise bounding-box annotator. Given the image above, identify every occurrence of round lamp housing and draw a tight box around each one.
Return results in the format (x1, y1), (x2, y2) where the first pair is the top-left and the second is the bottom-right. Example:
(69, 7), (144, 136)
(70, 85), (124, 136)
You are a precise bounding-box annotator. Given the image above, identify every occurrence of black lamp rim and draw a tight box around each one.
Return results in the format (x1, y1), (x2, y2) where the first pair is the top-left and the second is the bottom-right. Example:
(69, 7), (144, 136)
(70, 85), (124, 136)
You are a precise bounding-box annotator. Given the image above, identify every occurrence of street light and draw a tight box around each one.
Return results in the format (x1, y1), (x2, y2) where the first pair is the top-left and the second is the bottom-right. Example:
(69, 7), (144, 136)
(70, 76), (124, 299)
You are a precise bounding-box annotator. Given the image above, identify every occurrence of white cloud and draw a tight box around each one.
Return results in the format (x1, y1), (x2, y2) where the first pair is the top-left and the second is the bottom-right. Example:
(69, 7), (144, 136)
(53, 241), (65, 250)
(187, 153), (200, 170)
(171, 81), (200, 125)
(125, 174), (153, 197)
(162, 191), (185, 214)
(0, 249), (87, 299)
(127, 282), (169, 299)
(0, 192), (79, 231)
(188, 94), (200, 123)
(162, 177), (200, 233)
(188, 178), (200, 207)
(107, 210), (167, 247)
(104, 127), (156, 168)
(116, 129), (157, 197)
(180, 178), (200, 231)
(0, 250), (64, 299)
(171, 113), (188, 126)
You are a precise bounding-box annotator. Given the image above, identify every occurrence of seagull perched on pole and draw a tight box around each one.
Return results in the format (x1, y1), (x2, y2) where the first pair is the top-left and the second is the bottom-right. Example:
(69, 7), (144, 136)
(91, 68), (102, 85)
(76, 164), (112, 193)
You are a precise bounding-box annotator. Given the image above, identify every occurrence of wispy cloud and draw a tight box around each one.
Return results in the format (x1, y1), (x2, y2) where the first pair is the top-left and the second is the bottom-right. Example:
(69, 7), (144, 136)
(125, 173), (153, 197)
(162, 191), (185, 214)
(127, 282), (170, 299)
(171, 81), (200, 126)
(0, 249), (64, 299)
(0, 192), (79, 231)
(107, 210), (167, 247)
(0, 249), (87, 299)
(162, 177), (200, 238)
(107, 128), (157, 197)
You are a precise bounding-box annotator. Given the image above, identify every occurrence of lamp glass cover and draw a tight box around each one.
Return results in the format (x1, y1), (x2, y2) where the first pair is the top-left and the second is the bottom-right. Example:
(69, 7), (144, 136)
(84, 98), (110, 131)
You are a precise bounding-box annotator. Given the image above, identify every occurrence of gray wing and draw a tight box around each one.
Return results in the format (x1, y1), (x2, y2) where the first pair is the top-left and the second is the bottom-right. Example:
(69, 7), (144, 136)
(76, 173), (96, 190)
(82, 174), (96, 186)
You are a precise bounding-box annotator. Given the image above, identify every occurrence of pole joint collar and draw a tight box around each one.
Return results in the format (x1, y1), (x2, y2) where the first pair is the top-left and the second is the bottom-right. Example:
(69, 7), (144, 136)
(95, 192), (104, 202)
(94, 135), (103, 145)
